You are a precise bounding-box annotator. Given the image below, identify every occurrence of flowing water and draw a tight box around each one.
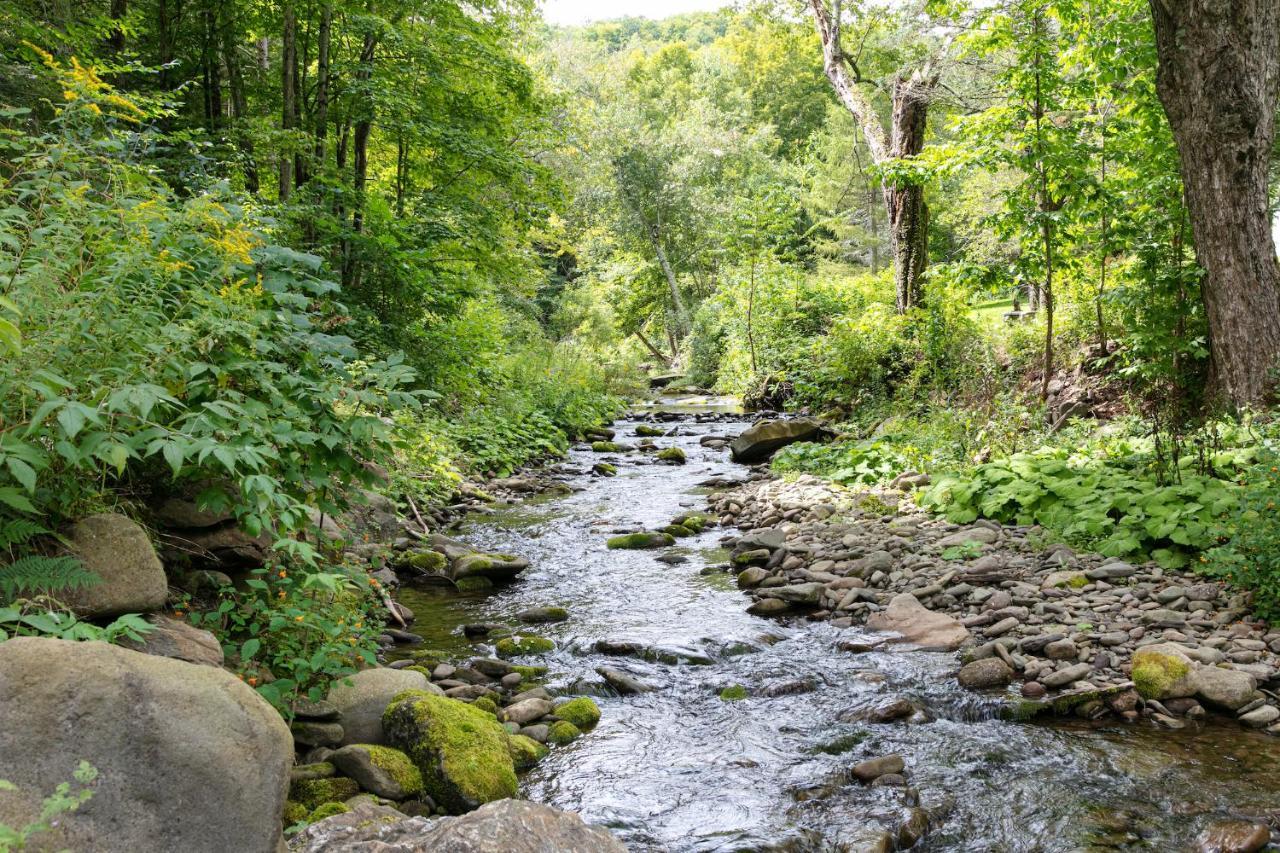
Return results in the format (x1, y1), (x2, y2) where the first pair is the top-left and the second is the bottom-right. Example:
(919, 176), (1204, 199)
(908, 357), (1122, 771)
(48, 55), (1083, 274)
(396, 398), (1280, 852)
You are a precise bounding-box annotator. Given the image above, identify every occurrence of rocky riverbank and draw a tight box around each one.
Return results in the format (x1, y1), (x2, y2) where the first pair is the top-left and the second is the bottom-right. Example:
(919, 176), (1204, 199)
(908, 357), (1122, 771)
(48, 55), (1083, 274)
(708, 471), (1280, 733)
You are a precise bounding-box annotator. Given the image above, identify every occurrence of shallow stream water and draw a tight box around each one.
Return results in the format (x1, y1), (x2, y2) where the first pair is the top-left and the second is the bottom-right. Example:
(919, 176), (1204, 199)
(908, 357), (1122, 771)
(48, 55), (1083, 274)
(396, 398), (1280, 852)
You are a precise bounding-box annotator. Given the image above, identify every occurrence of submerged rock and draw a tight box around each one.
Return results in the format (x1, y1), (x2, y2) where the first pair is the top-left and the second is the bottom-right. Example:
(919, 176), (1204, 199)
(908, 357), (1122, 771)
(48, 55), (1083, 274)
(606, 531), (675, 550)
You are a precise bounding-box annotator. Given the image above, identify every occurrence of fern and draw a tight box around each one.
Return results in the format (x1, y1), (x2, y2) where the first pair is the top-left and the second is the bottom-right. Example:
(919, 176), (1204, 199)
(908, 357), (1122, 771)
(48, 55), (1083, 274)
(0, 520), (99, 602)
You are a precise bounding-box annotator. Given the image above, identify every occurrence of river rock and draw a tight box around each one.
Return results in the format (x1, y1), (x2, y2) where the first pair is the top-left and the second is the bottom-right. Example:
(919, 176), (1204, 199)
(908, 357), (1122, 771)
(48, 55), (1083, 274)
(120, 614), (223, 667)
(382, 693), (517, 814)
(1192, 667), (1257, 711)
(61, 513), (168, 617)
(866, 593), (970, 651)
(328, 667), (436, 745)
(759, 582), (824, 605)
(0, 637), (292, 853)
(1239, 705), (1280, 728)
(329, 744), (424, 800)
(852, 754), (905, 782)
(289, 798), (626, 852)
(501, 698), (553, 725)
(958, 658), (1014, 689)
(937, 527), (999, 548)
(1195, 820), (1271, 853)
(729, 418), (830, 463)
(597, 666), (655, 694)
(1041, 663), (1093, 688)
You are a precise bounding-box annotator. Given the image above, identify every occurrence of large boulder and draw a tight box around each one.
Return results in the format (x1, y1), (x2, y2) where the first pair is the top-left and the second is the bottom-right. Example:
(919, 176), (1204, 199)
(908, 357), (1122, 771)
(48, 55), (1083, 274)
(729, 418), (831, 464)
(327, 667), (436, 745)
(866, 593), (971, 651)
(61, 513), (168, 617)
(0, 638), (292, 853)
(382, 693), (517, 814)
(121, 614), (224, 667)
(1131, 643), (1257, 709)
(290, 799), (627, 853)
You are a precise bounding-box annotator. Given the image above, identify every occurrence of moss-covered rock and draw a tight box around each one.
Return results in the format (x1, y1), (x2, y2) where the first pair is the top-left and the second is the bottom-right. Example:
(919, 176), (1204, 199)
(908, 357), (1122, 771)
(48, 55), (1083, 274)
(507, 734), (550, 768)
(635, 424), (666, 437)
(494, 635), (554, 658)
(606, 532), (675, 550)
(289, 776), (361, 810)
(592, 462), (618, 477)
(306, 802), (350, 823)
(382, 693), (518, 814)
(398, 550), (447, 574)
(452, 553), (528, 582)
(591, 441), (623, 453)
(546, 720), (582, 745)
(1131, 643), (1196, 700)
(661, 524), (696, 538)
(656, 447), (686, 464)
(554, 697), (601, 730)
(719, 685), (748, 701)
(471, 696), (499, 716)
(672, 513), (707, 532)
(283, 800), (309, 826)
(511, 664), (548, 680)
(455, 576), (493, 592)
(330, 744), (424, 800)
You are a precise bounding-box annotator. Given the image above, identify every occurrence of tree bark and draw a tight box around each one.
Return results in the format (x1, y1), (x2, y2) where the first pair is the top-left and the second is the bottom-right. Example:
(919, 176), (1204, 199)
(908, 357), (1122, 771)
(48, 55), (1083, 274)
(809, 0), (936, 312)
(1150, 0), (1280, 406)
(343, 30), (377, 289)
(312, 4), (332, 170)
(222, 18), (258, 193)
(649, 225), (690, 338)
(279, 3), (297, 201)
(634, 329), (671, 366)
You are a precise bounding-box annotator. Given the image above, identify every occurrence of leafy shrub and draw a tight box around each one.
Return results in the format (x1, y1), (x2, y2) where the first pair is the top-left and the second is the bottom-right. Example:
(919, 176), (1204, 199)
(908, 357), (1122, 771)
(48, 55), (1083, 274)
(772, 439), (913, 487)
(1205, 452), (1280, 621)
(0, 760), (97, 852)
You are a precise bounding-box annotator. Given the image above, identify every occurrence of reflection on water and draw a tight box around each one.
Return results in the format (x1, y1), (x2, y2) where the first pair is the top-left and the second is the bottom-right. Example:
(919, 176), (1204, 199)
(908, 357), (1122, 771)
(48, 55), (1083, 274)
(393, 404), (1280, 852)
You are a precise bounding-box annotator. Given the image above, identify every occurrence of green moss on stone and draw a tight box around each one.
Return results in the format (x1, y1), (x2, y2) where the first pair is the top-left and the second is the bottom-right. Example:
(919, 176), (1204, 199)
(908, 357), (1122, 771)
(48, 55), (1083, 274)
(283, 801), (309, 825)
(1066, 575), (1089, 589)
(403, 551), (447, 573)
(507, 734), (550, 768)
(511, 664), (548, 680)
(289, 777), (361, 810)
(719, 685), (748, 701)
(593, 462), (618, 476)
(635, 425), (666, 437)
(591, 441), (623, 453)
(455, 576), (494, 592)
(471, 696), (499, 716)
(1131, 649), (1191, 700)
(656, 447), (686, 464)
(606, 532), (675, 550)
(546, 720), (582, 745)
(382, 693), (518, 814)
(307, 802), (350, 823)
(495, 635), (554, 657)
(662, 524), (696, 538)
(361, 744), (425, 797)
(554, 697), (601, 730)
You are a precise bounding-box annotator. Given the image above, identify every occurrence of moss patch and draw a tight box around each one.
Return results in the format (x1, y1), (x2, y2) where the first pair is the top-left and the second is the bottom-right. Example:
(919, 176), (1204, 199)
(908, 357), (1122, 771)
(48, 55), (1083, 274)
(719, 684), (748, 701)
(400, 550), (447, 573)
(607, 532), (675, 550)
(662, 524), (696, 538)
(555, 697), (601, 730)
(382, 693), (518, 814)
(656, 447), (686, 464)
(306, 802), (350, 823)
(1131, 649), (1192, 700)
(591, 441), (623, 453)
(455, 576), (494, 592)
(507, 734), (550, 768)
(593, 462), (618, 476)
(362, 744), (425, 797)
(495, 635), (554, 657)
(283, 800), (309, 826)
(635, 424), (666, 437)
(511, 664), (548, 680)
(546, 720), (582, 745)
(289, 777), (360, 810)
(471, 696), (499, 716)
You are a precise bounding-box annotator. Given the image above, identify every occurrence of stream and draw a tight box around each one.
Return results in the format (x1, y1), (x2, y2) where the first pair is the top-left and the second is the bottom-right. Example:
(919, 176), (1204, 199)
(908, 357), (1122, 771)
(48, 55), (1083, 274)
(396, 398), (1280, 852)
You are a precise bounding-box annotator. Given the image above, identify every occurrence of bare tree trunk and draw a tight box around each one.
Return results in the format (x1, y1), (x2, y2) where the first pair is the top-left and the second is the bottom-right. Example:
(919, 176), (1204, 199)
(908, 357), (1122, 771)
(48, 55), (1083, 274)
(312, 4), (331, 170)
(809, 0), (936, 312)
(343, 30), (377, 289)
(634, 329), (671, 366)
(1150, 0), (1280, 406)
(279, 3), (297, 201)
(649, 225), (690, 338)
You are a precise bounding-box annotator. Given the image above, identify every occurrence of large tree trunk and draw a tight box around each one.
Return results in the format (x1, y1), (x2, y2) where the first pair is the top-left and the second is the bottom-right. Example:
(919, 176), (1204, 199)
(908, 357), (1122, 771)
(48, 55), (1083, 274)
(809, 0), (936, 313)
(1150, 0), (1280, 406)
(279, 3), (297, 201)
(343, 31), (377, 289)
(649, 225), (690, 338)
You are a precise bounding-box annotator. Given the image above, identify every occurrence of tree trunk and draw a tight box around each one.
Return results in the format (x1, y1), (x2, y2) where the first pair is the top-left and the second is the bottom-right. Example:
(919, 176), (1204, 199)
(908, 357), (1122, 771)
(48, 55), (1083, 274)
(202, 5), (222, 131)
(809, 0), (936, 312)
(1150, 0), (1280, 406)
(108, 0), (127, 52)
(634, 329), (671, 366)
(312, 4), (331, 170)
(649, 225), (690, 338)
(343, 30), (377, 289)
(223, 19), (257, 193)
(279, 3), (297, 201)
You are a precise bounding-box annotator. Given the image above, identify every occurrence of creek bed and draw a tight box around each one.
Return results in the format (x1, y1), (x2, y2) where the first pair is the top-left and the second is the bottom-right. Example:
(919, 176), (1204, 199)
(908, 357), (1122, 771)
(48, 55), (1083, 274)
(395, 402), (1280, 851)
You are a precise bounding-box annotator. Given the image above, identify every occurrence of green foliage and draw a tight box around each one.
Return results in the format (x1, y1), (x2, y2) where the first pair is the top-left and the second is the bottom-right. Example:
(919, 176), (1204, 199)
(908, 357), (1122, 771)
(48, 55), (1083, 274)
(920, 437), (1248, 567)
(0, 520), (97, 601)
(773, 439), (911, 487)
(1206, 451), (1280, 621)
(0, 761), (97, 852)
(0, 601), (151, 645)
(184, 561), (383, 717)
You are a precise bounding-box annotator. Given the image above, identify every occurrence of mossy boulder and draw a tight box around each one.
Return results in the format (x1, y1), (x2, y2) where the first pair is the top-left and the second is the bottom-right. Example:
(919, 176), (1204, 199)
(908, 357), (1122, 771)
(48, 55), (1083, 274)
(656, 447), (686, 465)
(330, 744), (424, 800)
(719, 685), (748, 701)
(289, 776), (361, 811)
(554, 697), (601, 730)
(591, 441), (623, 453)
(455, 576), (494, 592)
(1130, 644), (1196, 700)
(546, 720), (582, 745)
(452, 552), (529, 583)
(635, 424), (666, 437)
(661, 524), (696, 538)
(606, 532), (675, 550)
(672, 513), (707, 532)
(382, 693), (518, 814)
(507, 734), (550, 768)
(517, 606), (569, 624)
(397, 550), (447, 574)
(593, 462), (618, 477)
(471, 696), (499, 716)
(306, 802), (350, 823)
(512, 664), (549, 680)
(495, 635), (554, 658)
